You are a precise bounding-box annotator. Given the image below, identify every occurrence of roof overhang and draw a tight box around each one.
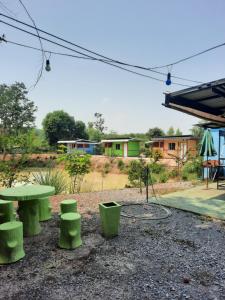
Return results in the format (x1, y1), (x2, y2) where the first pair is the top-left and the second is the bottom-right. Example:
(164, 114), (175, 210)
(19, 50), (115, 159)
(163, 78), (225, 124)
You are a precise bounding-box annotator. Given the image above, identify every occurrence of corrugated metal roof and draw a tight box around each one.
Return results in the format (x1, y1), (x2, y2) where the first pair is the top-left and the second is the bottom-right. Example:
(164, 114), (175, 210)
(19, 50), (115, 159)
(164, 78), (225, 123)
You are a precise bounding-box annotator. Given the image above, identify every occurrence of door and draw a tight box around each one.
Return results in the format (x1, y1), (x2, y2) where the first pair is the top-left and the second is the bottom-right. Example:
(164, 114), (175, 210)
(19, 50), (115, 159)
(124, 143), (128, 157)
(180, 142), (187, 160)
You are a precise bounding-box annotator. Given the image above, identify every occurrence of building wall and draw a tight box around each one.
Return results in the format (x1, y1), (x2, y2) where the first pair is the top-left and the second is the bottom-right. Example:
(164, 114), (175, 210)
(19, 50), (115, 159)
(67, 143), (96, 154)
(104, 141), (140, 157)
(104, 142), (124, 157)
(152, 139), (198, 159)
(128, 141), (140, 157)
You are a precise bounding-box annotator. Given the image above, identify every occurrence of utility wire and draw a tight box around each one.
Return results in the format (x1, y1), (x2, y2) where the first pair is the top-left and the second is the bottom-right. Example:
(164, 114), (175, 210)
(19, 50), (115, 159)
(18, 0), (45, 89)
(3, 38), (199, 85)
(0, 13), (201, 84)
(0, 19), (191, 87)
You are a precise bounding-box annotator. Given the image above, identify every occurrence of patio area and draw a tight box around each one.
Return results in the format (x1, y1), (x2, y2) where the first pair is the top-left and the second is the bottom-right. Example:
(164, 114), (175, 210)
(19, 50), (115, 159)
(152, 183), (225, 220)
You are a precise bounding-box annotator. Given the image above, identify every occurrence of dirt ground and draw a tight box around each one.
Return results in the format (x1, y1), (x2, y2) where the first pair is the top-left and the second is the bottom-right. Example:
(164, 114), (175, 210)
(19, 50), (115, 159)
(50, 181), (194, 214)
(1, 204), (225, 300)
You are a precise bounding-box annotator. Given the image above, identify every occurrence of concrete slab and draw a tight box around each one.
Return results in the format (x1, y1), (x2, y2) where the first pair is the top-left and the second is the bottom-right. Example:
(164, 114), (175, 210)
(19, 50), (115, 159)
(151, 183), (225, 220)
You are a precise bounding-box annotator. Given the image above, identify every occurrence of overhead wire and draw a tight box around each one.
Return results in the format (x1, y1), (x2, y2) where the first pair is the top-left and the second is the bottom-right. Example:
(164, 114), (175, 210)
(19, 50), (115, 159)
(18, 0), (45, 89)
(0, 19), (191, 87)
(0, 2), (17, 17)
(0, 13), (202, 84)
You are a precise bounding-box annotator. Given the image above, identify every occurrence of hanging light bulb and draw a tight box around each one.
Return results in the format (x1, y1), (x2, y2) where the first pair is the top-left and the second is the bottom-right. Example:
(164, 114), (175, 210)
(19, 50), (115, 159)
(45, 59), (51, 72)
(166, 72), (171, 85)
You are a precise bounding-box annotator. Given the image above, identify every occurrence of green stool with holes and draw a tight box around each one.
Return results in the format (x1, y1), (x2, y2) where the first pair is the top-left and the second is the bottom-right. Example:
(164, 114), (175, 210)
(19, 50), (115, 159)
(59, 212), (82, 249)
(0, 221), (25, 264)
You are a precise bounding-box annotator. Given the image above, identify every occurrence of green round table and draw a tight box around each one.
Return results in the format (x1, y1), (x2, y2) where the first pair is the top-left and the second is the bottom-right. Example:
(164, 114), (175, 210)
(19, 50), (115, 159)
(0, 185), (55, 236)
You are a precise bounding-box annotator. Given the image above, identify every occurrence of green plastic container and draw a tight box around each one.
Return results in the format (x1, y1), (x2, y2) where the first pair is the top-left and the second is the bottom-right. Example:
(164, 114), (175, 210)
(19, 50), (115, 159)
(99, 202), (121, 238)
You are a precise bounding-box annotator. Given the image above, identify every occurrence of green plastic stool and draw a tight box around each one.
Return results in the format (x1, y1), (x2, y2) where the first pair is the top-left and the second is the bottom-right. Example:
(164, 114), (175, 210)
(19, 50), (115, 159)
(59, 212), (82, 249)
(0, 200), (16, 224)
(38, 197), (52, 221)
(99, 202), (121, 238)
(0, 221), (25, 264)
(60, 199), (77, 215)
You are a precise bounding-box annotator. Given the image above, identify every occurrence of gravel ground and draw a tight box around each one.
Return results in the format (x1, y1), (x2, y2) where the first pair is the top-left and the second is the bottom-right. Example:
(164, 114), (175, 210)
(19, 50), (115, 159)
(50, 181), (194, 214)
(1, 204), (225, 300)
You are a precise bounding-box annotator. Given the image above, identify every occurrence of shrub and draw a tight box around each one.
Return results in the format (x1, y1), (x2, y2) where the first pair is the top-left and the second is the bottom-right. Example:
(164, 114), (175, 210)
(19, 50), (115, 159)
(169, 168), (179, 178)
(148, 174), (157, 184)
(32, 168), (67, 194)
(128, 159), (146, 191)
(182, 157), (203, 177)
(149, 162), (165, 174)
(150, 149), (163, 162)
(117, 159), (125, 172)
(158, 173), (169, 183)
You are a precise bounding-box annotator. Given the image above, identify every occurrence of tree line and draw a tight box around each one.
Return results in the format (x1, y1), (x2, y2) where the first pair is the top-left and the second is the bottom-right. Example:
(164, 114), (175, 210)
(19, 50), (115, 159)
(0, 82), (203, 152)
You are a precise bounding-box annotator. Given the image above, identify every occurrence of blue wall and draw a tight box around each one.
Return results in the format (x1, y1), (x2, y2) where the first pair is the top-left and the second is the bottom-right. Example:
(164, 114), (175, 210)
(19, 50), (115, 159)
(204, 128), (225, 178)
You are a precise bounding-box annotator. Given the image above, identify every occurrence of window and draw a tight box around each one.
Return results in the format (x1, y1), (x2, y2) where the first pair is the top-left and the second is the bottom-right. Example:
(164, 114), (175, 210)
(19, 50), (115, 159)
(159, 142), (164, 148)
(116, 144), (120, 150)
(168, 143), (176, 150)
(105, 143), (112, 148)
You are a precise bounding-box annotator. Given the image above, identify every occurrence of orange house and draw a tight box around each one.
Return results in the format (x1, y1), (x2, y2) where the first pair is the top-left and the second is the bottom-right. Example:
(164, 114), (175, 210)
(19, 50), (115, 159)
(148, 135), (199, 160)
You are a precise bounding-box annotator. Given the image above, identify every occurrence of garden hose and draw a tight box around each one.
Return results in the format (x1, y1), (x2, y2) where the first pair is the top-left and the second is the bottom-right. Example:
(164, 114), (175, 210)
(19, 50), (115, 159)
(121, 167), (172, 220)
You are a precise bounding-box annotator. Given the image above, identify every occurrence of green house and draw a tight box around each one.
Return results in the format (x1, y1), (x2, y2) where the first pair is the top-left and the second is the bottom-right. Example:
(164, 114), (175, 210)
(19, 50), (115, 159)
(101, 138), (141, 157)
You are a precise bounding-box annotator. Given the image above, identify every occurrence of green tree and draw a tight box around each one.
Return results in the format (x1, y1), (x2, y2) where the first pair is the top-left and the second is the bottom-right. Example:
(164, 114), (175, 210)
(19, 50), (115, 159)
(58, 151), (91, 193)
(190, 125), (204, 139)
(93, 113), (107, 133)
(146, 127), (165, 140)
(42, 110), (88, 145)
(0, 82), (37, 135)
(175, 128), (183, 135)
(167, 126), (175, 136)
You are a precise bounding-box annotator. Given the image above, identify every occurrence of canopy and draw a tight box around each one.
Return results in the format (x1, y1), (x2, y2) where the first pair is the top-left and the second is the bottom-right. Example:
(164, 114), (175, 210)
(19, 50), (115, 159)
(164, 78), (225, 124)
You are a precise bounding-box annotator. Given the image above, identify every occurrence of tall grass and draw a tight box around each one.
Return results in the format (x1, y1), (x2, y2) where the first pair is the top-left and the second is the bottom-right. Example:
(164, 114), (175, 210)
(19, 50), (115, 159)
(32, 168), (67, 194)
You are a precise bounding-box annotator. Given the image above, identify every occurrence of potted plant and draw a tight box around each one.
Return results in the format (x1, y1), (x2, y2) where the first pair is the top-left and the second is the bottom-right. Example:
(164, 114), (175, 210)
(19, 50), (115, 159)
(99, 202), (121, 238)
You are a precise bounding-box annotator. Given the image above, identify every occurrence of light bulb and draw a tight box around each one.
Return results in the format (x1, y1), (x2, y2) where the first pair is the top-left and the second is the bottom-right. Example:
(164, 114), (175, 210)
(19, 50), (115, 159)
(166, 72), (171, 85)
(45, 59), (51, 72)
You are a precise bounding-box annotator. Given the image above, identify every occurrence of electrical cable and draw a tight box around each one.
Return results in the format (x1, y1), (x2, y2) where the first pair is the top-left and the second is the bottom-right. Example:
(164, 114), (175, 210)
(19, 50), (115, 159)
(0, 19), (191, 87)
(0, 13), (202, 84)
(0, 2), (16, 17)
(18, 0), (45, 89)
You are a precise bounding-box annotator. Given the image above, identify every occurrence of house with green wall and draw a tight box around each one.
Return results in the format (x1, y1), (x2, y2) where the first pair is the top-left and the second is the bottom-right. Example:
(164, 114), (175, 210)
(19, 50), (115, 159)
(101, 138), (141, 157)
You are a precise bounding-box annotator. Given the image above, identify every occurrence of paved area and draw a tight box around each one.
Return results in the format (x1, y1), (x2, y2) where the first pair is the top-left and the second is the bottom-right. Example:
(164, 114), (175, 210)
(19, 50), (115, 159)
(152, 183), (225, 220)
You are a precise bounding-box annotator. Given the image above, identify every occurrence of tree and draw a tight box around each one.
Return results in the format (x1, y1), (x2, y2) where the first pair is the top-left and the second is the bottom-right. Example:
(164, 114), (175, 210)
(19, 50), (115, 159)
(0, 82), (37, 135)
(58, 151), (91, 193)
(93, 113), (107, 133)
(190, 125), (204, 139)
(74, 120), (88, 139)
(167, 126), (175, 136)
(175, 128), (183, 135)
(146, 127), (165, 140)
(42, 110), (87, 145)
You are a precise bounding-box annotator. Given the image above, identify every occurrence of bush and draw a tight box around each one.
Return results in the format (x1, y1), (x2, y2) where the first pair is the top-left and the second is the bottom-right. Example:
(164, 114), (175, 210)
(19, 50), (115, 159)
(149, 162), (165, 174)
(158, 173), (169, 183)
(169, 168), (179, 178)
(32, 168), (67, 194)
(148, 174), (157, 184)
(117, 159), (125, 171)
(182, 157), (202, 175)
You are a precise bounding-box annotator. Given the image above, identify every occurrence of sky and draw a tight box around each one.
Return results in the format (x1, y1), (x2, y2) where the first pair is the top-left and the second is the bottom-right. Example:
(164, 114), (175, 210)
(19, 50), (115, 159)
(1, 0), (225, 134)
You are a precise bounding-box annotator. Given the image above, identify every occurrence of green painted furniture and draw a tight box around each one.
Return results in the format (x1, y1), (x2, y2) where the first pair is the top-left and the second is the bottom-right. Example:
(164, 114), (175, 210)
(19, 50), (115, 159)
(38, 197), (52, 221)
(60, 199), (77, 215)
(99, 202), (121, 238)
(0, 200), (15, 224)
(0, 185), (55, 236)
(59, 212), (82, 249)
(0, 221), (25, 264)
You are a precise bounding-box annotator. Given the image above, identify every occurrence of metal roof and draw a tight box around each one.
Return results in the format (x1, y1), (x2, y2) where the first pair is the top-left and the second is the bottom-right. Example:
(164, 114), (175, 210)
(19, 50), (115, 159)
(163, 78), (225, 124)
(101, 138), (141, 143)
(150, 135), (198, 142)
(57, 139), (99, 144)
